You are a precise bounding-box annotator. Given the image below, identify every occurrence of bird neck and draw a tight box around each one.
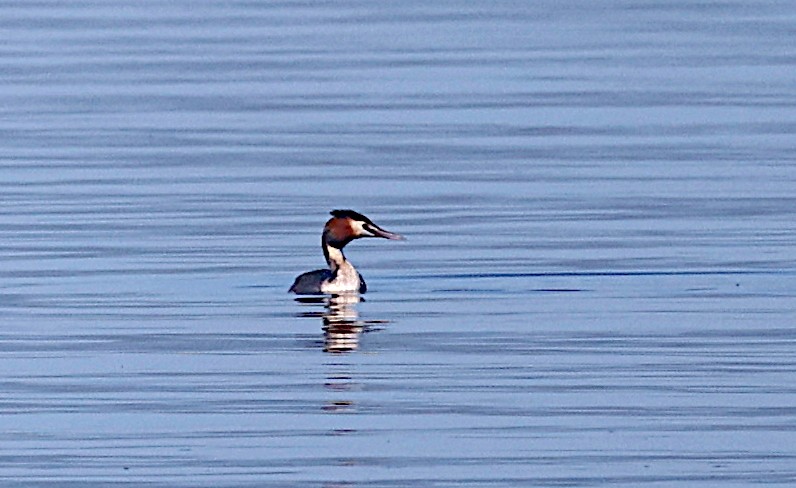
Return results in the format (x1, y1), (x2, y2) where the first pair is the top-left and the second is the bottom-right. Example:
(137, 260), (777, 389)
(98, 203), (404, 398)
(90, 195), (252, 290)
(322, 233), (347, 273)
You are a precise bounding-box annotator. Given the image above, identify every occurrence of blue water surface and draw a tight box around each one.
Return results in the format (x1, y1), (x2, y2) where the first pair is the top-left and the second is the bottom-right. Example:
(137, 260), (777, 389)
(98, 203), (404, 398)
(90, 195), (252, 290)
(1, 1), (796, 486)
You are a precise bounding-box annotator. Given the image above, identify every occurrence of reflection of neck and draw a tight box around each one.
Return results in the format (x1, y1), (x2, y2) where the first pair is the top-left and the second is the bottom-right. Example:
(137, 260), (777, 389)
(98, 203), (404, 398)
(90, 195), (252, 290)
(322, 232), (346, 274)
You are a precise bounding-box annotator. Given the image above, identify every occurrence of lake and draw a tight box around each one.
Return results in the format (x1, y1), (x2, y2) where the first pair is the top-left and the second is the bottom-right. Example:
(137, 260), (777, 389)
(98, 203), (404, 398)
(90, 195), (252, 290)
(2, 1), (796, 486)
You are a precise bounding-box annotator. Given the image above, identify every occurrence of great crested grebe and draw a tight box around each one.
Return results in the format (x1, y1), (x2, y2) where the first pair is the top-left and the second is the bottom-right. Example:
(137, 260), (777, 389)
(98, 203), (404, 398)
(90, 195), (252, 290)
(289, 210), (404, 294)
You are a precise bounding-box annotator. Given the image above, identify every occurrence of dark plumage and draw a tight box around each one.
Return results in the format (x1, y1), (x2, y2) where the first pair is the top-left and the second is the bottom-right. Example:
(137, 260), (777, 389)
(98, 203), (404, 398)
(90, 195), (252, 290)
(330, 209), (373, 223)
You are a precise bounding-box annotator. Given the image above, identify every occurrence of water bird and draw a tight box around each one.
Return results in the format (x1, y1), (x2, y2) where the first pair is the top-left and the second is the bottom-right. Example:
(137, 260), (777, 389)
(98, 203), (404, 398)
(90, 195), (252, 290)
(289, 210), (404, 294)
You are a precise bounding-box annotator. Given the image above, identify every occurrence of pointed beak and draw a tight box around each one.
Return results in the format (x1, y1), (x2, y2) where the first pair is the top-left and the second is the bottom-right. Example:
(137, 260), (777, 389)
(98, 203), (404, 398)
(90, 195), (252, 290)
(364, 223), (405, 240)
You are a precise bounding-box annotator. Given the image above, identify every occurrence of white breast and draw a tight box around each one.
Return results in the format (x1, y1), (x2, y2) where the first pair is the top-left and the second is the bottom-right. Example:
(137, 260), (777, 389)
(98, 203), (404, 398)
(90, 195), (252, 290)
(320, 261), (364, 293)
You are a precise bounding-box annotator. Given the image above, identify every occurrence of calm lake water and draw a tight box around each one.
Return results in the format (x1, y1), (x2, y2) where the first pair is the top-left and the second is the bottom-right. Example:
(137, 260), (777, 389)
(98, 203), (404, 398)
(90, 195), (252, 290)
(2, 1), (796, 486)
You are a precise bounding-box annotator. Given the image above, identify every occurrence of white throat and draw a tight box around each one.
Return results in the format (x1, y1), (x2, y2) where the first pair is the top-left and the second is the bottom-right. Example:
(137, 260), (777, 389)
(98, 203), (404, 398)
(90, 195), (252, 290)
(321, 236), (362, 293)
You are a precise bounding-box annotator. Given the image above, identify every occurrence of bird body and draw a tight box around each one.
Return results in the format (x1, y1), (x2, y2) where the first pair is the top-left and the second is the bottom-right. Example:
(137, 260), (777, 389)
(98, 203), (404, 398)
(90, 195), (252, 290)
(289, 210), (403, 294)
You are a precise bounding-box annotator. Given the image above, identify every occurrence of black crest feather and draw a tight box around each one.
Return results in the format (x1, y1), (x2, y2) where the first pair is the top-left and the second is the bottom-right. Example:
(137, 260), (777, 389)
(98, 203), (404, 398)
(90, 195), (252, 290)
(330, 209), (372, 223)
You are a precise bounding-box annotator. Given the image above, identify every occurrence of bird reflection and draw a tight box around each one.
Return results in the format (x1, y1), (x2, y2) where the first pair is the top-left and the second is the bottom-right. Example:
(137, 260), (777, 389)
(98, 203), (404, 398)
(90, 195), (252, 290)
(294, 293), (386, 353)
